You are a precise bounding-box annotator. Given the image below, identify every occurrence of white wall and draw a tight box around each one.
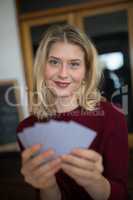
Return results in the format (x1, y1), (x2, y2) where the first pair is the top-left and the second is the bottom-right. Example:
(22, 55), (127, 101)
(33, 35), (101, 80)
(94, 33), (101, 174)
(0, 0), (29, 117)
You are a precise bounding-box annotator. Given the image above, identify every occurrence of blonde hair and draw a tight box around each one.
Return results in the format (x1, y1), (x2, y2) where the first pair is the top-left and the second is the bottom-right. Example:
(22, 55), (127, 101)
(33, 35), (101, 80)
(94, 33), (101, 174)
(31, 24), (102, 119)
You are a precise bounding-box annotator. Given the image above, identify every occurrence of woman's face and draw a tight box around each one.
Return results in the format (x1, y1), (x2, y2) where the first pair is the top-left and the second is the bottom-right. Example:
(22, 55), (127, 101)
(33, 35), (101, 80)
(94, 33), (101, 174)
(44, 41), (86, 98)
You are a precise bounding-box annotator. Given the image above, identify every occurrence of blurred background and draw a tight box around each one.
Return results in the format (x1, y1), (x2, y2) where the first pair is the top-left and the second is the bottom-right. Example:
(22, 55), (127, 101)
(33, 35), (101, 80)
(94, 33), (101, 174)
(0, 0), (133, 199)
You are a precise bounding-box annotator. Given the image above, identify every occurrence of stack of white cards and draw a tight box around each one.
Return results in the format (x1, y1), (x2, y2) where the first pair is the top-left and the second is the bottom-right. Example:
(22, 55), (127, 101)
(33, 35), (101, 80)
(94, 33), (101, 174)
(18, 120), (97, 156)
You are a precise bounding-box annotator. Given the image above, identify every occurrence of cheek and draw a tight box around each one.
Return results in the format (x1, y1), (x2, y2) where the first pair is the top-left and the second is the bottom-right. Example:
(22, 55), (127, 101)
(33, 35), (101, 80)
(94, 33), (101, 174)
(44, 65), (56, 80)
(72, 69), (85, 84)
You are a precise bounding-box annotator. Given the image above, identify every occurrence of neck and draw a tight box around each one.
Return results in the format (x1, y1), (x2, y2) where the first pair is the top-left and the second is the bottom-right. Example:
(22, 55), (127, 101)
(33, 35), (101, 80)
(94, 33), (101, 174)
(55, 95), (78, 113)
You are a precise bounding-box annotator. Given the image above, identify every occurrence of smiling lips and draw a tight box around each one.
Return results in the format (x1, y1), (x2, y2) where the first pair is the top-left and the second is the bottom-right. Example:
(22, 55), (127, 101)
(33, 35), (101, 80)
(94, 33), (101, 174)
(54, 81), (71, 88)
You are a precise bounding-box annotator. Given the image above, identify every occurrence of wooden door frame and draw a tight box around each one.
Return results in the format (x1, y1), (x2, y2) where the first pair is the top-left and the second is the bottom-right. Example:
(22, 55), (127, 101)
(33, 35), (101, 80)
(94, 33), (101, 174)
(75, 1), (133, 147)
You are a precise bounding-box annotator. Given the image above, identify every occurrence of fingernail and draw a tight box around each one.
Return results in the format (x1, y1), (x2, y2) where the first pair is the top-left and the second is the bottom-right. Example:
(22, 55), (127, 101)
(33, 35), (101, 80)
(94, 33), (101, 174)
(32, 144), (41, 151)
(43, 151), (51, 157)
(43, 149), (55, 157)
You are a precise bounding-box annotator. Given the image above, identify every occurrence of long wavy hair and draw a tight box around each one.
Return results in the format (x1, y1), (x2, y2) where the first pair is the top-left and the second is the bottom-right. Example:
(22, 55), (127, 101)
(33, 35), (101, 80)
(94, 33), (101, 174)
(30, 24), (102, 119)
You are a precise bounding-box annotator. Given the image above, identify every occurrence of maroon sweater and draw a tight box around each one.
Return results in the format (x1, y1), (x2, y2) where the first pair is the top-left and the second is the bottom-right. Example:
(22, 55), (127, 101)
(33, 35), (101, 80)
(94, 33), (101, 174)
(16, 101), (128, 200)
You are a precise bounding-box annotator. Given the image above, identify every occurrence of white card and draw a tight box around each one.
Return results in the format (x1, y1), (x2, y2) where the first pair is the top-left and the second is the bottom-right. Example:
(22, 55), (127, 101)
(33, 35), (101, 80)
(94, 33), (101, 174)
(18, 120), (97, 156)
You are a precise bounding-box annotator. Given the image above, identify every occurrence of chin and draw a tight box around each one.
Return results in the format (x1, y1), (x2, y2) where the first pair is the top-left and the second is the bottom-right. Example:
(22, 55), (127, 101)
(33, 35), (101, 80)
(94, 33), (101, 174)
(56, 93), (71, 97)
(53, 90), (72, 97)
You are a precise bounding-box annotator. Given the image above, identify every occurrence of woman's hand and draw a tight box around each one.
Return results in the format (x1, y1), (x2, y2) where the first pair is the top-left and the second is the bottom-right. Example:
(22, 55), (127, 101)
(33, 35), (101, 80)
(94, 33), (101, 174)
(61, 148), (103, 187)
(21, 144), (61, 190)
(61, 148), (110, 200)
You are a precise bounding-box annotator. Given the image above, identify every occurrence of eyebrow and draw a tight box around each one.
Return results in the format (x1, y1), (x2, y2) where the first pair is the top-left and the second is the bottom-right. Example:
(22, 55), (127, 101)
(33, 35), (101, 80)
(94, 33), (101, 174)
(48, 56), (82, 62)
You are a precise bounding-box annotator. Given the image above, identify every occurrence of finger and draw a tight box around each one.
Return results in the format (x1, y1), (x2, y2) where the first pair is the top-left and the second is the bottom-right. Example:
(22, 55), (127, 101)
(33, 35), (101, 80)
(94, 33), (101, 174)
(29, 149), (55, 170)
(26, 159), (61, 189)
(62, 167), (87, 186)
(61, 154), (95, 171)
(32, 158), (61, 178)
(21, 149), (55, 176)
(37, 163), (60, 183)
(62, 163), (101, 182)
(21, 144), (42, 164)
(25, 161), (60, 188)
(95, 161), (104, 173)
(24, 175), (35, 186)
(71, 149), (103, 173)
(62, 162), (90, 178)
(71, 149), (102, 163)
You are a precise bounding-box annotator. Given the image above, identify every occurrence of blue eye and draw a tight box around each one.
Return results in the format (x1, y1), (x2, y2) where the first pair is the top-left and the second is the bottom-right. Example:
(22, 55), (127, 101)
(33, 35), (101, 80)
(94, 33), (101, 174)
(48, 59), (59, 66)
(70, 62), (80, 68)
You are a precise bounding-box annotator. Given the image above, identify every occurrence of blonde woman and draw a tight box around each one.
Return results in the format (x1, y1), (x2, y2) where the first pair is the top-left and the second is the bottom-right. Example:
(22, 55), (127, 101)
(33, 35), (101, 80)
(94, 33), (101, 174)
(17, 25), (128, 200)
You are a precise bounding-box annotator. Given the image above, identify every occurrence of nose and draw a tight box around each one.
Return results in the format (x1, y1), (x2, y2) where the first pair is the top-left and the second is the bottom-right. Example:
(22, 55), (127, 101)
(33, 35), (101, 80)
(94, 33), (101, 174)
(58, 63), (68, 79)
